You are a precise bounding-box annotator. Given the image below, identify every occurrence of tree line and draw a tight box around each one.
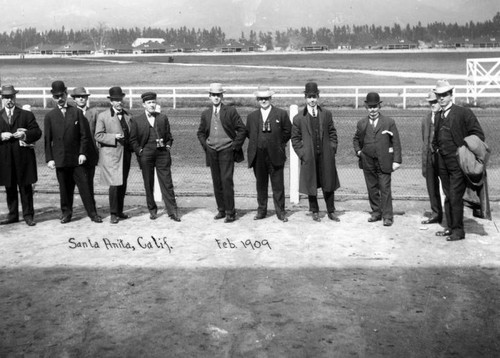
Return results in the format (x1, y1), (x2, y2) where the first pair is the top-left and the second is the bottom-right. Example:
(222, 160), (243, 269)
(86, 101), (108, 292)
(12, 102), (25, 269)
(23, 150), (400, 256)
(1, 12), (499, 51)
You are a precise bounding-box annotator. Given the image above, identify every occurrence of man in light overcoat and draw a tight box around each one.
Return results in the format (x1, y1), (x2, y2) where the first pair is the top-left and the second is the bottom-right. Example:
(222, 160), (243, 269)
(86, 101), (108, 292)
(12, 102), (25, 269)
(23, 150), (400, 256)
(95, 87), (133, 224)
(291, 82), (340, 222)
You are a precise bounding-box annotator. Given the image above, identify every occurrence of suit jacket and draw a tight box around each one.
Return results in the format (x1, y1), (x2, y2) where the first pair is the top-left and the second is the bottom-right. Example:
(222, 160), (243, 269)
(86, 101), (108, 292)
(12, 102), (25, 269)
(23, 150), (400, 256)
(197, 104), (246, 166)
(0, 106), (42, 186)
(291, 106), (340, 195)
(432, 104), (485, 152)
(44, 104), (90, 168)
(82, 107), (100, 167)
(353, 113), (402, 174)
(421, 111), (436, 177)
(246, 105), (291, 168)
(130, 112), (173, 158)
(95, 108), (132, 186)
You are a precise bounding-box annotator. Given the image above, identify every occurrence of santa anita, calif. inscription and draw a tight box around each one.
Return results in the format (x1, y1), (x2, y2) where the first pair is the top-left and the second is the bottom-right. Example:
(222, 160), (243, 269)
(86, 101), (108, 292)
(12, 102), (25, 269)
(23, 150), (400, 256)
(68, 236), (173, 252)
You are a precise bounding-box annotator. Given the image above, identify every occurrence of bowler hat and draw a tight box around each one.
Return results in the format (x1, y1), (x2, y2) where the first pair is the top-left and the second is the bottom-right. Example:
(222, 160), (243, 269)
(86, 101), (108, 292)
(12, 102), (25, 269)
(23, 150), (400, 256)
(108, 86), (126, 100)
(141, 91), (157, 102)
(304, 82), (320, 95)
(433, 79), (454, 94)
(70, 87), (90, 98)
(1, 84), (19, 96)
(208, 83), (226, 94)
(51, 80), (67, 95)
(364, 92), (382, 106)
(426, 91), (438, 102)
(254, 86), (275, 98)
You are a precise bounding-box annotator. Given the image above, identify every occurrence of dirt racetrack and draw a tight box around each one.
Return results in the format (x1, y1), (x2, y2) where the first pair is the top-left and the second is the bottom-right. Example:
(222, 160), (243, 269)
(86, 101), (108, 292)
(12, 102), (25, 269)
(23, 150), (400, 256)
(1, 193), (499, 358)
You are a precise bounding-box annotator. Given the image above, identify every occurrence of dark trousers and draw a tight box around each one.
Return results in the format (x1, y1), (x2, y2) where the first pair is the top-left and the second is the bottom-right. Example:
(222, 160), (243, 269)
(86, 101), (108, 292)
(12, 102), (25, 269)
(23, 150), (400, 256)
(253, 148), (285, 215)
(425, 152), (443, 220)
(86, 164), (96, 208)
(4, 165), (35, 220)
(139, 147), (177, 216)
(361, 153), (393, 219)
(438, 152), (466, 238)
(109, 151), (131, 215)
(308, 191), (335, 213)
(55, 166), (97, 218)
(207, 146), (235, 215)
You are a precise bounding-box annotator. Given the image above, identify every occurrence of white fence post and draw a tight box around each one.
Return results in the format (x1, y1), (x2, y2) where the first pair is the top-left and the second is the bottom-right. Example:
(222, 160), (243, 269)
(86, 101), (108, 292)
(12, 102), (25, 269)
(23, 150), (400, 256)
(43, 89), (47, 108)
(173, 89), (176, 109)
(129, 88), (133, 109)
(289, 105), (300, 204)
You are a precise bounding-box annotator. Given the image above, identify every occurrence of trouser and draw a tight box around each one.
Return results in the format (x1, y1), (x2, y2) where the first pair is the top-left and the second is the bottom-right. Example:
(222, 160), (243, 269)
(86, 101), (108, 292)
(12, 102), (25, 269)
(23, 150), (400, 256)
(207, 146), (235, 215)
(4, 166), (35, 220)
(253, 148), (285, 215)
(56, 166), (97, 218)
(438, 152), (466, 238)
(308, 191), (335, 213)
(139, 147), (178, 216)
(109, 151), (131, 215)
(425, 152), (443, 219)
(361, 153), (393, 219)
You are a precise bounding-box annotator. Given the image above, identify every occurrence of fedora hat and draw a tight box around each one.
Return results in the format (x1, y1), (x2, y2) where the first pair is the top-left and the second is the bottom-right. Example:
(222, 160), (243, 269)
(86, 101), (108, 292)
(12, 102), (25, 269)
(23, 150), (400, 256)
(1, 84), (19, 96)
(254, 86), (275, 98)
(70, 87), (90, 97)
(141, 91), (157, 102)
(304, 82), (320, 95)
(208, 83), (226, 94)
(50, 80), (67, 95)
(426, 91), (438, 102)
(433, 79), (454, 94)
(108, 86), (126, 100)
(364, 92), (382, 106)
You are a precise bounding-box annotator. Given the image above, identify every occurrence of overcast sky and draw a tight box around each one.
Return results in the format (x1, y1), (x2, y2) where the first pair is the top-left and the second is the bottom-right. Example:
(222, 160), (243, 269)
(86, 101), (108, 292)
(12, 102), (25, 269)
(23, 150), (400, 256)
(1, 0), (499, 38)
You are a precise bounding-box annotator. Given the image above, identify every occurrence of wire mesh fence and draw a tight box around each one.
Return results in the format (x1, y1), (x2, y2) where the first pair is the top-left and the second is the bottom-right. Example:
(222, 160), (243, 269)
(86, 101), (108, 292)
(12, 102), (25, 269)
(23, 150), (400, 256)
(26, 107), (500, 200)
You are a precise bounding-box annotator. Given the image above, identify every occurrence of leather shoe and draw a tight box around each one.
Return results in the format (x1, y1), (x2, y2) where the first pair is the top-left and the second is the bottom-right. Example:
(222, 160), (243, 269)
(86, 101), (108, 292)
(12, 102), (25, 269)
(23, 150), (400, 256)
(117, 213), (129, 219)
(446, 235), (465, 242)
(327, 212), (340, 222)
(214, 212), (226, 220)
(150, 213), (158, 220)
(110, 215), (119, 224)
(368, 215), (382, 222)
(0, 218), (19, 225)
(60, 216), (72, 224)
(224, 214), (236, 223)
(421, 217), (441, 224)
(169, 214), (181, 222)
(312, 212), (321, 222)
(277, 213), (288, 222)
(254, 213), (266, 220)
(383, 218), (393, 226)
(91, 215), (103, 223)
(25, 217), (36, 226)
(436, 229), (452, 237)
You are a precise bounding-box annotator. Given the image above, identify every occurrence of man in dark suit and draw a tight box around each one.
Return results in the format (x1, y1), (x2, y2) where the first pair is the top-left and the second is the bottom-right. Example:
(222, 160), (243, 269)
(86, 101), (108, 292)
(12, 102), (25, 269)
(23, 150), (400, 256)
(432, 80), (485, 241)
(197, 83), (246, 223)
(95, 87), (132, 224)
(291, 82), (341, 222)
(0, 85), (42, 226)
(70, 87), (99, 202)
(130, 91), (180, 222)
(353, 92), (402, 227)
(421, 91), (443, 225)
(44, 80), (102, 224)
(246, 86), (291, 222)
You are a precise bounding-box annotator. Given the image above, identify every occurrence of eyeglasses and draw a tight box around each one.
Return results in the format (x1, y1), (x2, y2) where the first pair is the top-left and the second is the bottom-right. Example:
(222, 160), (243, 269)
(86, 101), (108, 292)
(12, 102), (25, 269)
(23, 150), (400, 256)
(306, 94), (318, 99)
(257, 97), (270, 101)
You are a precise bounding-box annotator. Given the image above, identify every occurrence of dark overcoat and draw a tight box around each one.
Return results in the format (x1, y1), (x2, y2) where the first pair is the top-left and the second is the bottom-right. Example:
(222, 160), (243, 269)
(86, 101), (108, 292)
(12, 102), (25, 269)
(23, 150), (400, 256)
(291, 106), (340, 195)
(0, 106), (41, 186)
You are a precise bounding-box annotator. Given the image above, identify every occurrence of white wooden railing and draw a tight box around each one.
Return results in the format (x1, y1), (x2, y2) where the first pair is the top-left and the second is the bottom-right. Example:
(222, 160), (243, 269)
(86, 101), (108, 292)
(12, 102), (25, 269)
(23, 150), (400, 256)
(12, 85), (500, 109)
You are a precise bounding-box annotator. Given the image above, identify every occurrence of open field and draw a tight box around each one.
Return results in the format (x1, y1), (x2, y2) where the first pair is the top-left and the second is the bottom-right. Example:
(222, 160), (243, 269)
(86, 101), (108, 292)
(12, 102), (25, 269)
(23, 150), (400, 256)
(1, 51), (500, 357)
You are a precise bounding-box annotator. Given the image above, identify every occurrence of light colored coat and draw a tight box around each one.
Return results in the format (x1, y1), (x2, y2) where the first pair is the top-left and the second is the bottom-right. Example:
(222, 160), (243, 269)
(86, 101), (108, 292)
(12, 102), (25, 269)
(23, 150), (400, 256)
(94, 109), (131, 186)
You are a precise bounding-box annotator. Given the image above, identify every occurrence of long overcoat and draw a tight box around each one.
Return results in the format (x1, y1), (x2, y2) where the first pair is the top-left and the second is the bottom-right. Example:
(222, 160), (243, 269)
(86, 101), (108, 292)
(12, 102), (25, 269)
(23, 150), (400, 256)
(0, 106), (41, 186)
(94, 108), (132, 186)
(291, 106), (340, 195)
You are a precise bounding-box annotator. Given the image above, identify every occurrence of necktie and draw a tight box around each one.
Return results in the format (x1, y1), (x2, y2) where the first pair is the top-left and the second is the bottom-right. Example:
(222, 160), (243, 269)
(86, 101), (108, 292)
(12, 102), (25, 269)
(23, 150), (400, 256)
(7, 109), (12, 125)
(60, 107), (66, 117)
(118, 113), (129, 143)
(214, 107), (218, 117)
(312, 108), (316, 117)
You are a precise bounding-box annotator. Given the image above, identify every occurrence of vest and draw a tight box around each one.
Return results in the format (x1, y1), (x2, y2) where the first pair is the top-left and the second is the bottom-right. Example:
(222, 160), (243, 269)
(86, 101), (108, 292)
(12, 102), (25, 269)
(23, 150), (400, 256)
(207, 111), (232, 151)
(363, 122), (378, 158)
